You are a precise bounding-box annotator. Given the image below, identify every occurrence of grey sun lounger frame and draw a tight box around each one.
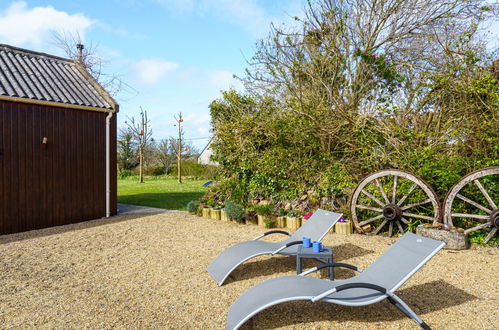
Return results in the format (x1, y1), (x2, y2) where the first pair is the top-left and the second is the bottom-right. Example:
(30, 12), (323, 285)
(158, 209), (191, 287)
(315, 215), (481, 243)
(207, 209), (342, 286)
(226, 232), (445, 330)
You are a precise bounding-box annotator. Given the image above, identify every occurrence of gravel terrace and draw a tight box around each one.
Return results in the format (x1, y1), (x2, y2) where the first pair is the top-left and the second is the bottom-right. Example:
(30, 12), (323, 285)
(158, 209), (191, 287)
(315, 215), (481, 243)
(0, 212), (497, 329)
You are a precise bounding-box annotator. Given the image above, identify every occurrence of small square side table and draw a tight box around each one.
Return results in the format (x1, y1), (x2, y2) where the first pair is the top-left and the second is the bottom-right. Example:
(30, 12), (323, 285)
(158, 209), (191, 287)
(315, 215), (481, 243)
(296, 245), (334, 280)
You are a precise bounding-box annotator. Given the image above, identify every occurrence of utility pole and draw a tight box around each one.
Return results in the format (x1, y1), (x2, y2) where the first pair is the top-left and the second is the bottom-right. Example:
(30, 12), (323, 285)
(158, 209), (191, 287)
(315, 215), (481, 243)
(175, 112), (184, 183)
(139, 110), (145, 183)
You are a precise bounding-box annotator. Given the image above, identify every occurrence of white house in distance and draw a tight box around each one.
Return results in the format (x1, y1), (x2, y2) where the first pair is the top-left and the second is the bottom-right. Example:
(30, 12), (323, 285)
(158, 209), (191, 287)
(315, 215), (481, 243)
(198, 137), (218, 165)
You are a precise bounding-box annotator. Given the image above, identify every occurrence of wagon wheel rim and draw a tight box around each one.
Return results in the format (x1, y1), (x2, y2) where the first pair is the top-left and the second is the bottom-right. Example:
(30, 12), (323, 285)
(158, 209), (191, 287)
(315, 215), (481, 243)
(350, 169), (441, 237)
(443, 166), (499, 244)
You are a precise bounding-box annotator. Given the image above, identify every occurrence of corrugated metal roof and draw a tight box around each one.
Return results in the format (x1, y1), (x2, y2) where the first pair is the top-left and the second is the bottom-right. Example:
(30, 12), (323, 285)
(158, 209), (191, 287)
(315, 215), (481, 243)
(0, 44), (114, 110)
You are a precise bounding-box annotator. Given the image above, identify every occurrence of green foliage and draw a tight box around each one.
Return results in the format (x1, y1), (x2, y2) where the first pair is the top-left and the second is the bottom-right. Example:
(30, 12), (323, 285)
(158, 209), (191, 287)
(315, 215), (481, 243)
(224, 201), (245, 223)
(264, 217), (276, 228)
(187, 200), (200, 214)
(118, 169), (133, 179)
(201, 0), (498, 244)
(252, 205), (273, 216)
(169, 161), (217, 179)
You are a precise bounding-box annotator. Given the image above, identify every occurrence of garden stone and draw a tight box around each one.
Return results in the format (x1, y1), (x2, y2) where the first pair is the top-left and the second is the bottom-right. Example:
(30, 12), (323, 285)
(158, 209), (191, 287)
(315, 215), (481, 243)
(416, 225), (468, 250)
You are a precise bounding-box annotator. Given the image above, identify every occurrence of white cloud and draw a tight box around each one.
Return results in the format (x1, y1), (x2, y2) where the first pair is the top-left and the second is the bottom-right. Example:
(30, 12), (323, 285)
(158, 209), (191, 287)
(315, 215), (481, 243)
(133, 59), (179, 85)
(0, 1), (94, 47)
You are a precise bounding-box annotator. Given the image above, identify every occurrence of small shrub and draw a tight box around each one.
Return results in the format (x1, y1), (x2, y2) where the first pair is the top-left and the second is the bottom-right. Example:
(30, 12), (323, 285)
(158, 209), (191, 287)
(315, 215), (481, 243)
(187, 200), (200, 214)
(118, 169), (133, 179)
(225, 201), (244, 222)
(264, 217), (276, 228)
(253, 204), (273, 216)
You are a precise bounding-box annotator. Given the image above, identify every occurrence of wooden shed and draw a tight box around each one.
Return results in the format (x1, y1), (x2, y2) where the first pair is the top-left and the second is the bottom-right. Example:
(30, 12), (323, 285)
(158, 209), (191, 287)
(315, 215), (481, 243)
(0, 44), (118, 235)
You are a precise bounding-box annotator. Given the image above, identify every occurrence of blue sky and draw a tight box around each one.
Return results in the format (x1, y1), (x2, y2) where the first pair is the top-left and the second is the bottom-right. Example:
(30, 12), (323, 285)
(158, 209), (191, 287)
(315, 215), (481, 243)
(0, 1), (497, 150)
(0, 0), (306, 150)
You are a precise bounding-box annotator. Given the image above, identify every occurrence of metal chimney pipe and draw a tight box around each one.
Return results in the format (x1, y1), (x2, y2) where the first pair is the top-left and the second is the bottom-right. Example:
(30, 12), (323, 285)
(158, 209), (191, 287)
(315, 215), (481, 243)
(76, 43), (84, 62)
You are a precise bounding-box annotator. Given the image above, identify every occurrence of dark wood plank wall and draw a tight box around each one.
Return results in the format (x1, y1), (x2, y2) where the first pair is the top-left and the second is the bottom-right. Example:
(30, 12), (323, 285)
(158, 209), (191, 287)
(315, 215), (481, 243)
(0, 100), (117, 235)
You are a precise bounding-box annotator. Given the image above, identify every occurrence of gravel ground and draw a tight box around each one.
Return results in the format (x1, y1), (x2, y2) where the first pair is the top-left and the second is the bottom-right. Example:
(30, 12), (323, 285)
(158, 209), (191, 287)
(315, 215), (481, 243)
(0, 212), (497, 329)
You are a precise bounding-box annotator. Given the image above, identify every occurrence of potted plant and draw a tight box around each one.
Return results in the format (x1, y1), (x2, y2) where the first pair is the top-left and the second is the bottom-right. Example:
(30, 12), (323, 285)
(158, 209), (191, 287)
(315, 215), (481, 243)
(186, 200), (200, 215)
(255, 205), (272, 227)
(225, 201), (245, 223)
(335, 217), (353, 234)
(211, 201), (223, 220)
(286, 210), (302, 230)
(245, 205), (259, 225)
(276, 208), (287, 228)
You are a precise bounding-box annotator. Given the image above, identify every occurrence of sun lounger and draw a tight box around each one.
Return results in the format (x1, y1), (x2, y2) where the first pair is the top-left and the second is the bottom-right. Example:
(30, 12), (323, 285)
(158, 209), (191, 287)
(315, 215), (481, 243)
(226, 232), (445, 329)
(207, 209), (342, 286)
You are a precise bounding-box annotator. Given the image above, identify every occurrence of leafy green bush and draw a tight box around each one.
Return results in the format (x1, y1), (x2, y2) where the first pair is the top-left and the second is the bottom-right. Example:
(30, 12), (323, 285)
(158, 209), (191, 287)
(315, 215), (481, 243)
(264, 217), (276, 228)
(187, 200), (200, 214)
(253, 204), (273, 216)
(224, 201), (244, 223)
(118, 169), (133, 179)
(169, 161), (218, 179)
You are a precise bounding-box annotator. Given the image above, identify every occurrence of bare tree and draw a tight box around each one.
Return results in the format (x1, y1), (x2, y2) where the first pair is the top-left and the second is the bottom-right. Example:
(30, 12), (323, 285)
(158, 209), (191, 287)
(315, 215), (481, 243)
(52, 31), (125, 96)
(156, 139), (176, 175)
(125, 108), (153, 183)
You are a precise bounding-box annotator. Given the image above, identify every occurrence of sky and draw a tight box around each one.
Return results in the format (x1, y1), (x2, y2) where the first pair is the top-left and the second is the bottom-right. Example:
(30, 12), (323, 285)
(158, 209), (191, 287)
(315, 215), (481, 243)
(0, 1), (497, 151)
(0, 0), (306, 150)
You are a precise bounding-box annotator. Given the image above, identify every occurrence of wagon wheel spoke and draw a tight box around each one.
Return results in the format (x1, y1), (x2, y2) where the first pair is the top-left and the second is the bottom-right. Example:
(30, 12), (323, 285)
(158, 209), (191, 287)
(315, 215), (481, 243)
(451, 213), (490, 220)
(483, 228), (498, 244)
(375, 178), (390, 204)
(464, 222), (491, 235)
(401, 199), (431, 211)
(356, 205), (384, 212)
(372, 219), (389, 235)
(392, 176), (398, 203)
(456, 193), (491, 214)
(359, 214), (384, 226)
(351, 170), (440, 236)
(473, 179), (497, 209)
(361, 189), (385, 208)
(443, 167), (498, 244)
(396, 220), (404, 233)
(402, 212), (437, 222)
(396, 182), (418, 207)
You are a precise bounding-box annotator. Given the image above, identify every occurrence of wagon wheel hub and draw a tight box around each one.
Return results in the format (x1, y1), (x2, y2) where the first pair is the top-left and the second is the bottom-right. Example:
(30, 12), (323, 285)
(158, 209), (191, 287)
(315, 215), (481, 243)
(383, 204), (402, 222)
(491, 209), (499, 229)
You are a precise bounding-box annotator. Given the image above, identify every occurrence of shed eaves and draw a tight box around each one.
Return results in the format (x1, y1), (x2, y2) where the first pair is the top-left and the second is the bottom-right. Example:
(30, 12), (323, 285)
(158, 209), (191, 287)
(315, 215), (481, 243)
(0, 44), (113, 110)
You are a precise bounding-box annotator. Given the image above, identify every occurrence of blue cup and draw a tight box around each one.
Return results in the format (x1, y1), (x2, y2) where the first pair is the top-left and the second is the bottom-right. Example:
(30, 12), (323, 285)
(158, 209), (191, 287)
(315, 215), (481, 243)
(312, 241), (321, 253)
(303, 237), (311, 248)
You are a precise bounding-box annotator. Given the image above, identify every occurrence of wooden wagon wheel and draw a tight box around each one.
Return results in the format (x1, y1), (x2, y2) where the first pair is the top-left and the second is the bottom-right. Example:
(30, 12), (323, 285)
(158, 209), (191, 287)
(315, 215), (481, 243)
(443, 166), (498, 244)
(350, 169), (441, 236)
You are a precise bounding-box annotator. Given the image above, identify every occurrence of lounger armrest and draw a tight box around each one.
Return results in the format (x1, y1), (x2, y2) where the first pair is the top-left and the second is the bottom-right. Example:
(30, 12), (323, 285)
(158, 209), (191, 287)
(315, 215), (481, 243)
(271, 240), (302, 255)
(311, 282), (387, 302)
(299, 263), (362, 276)
(253, 230), (291, 241)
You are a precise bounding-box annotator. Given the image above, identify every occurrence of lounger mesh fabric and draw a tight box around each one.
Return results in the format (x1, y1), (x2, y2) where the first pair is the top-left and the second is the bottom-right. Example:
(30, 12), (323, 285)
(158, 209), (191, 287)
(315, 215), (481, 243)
(226, 232), (445, 330)
(207, 209), (342, 286)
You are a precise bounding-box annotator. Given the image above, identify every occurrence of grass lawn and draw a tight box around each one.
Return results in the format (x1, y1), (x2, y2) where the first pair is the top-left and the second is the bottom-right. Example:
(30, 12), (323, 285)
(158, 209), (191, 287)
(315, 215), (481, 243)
(118, 176), (208, 210)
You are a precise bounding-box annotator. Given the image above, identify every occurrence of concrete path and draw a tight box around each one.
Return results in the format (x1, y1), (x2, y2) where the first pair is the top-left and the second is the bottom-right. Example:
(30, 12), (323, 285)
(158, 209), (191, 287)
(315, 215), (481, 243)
(117, 203), (186, 215)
